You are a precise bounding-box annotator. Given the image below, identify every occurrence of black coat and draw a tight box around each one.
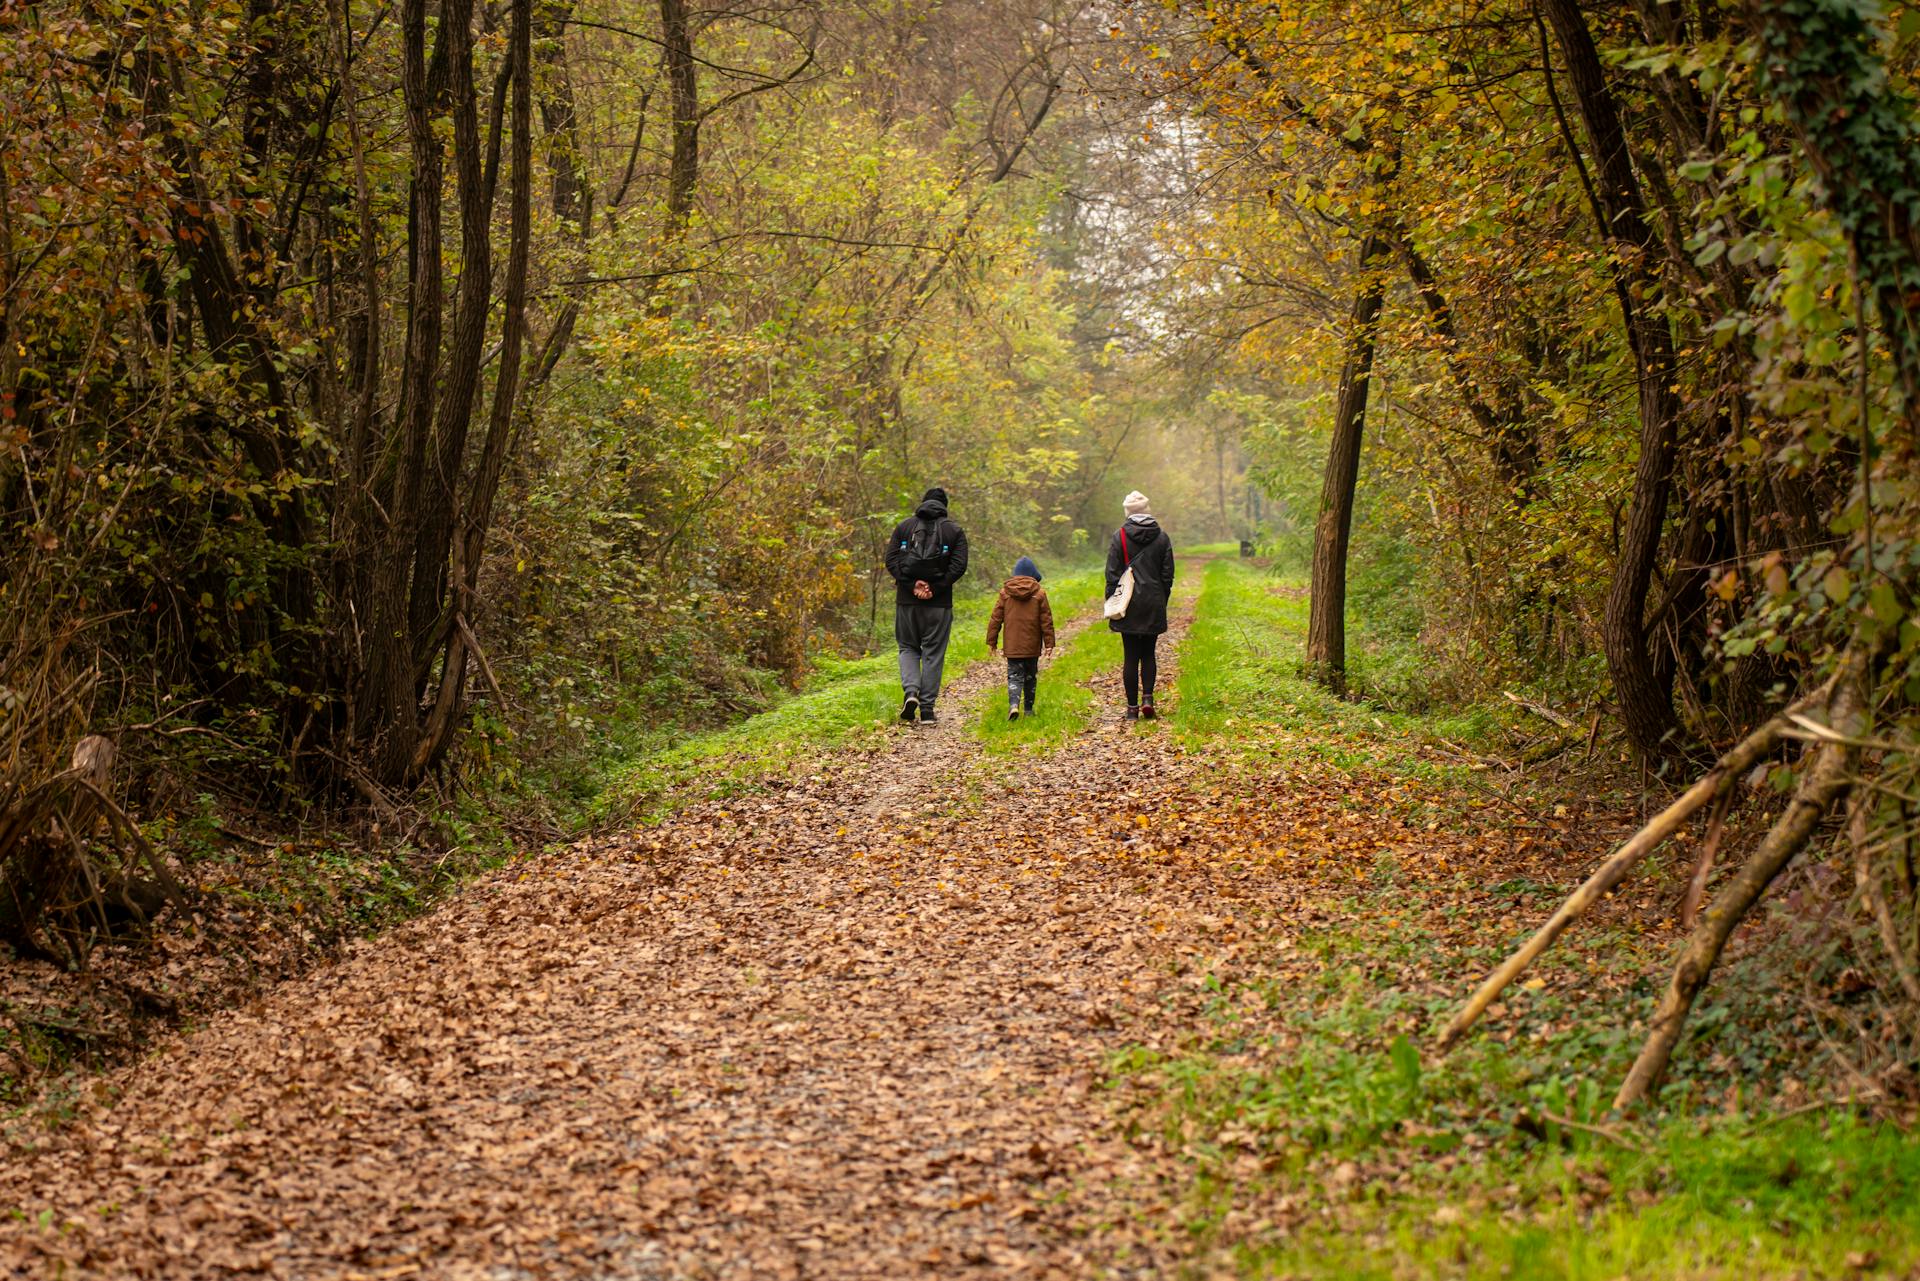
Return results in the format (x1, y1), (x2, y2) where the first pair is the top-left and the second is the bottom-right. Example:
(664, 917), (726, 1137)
(1105, 518), (1174, 635)
(885, 497), (970, 608)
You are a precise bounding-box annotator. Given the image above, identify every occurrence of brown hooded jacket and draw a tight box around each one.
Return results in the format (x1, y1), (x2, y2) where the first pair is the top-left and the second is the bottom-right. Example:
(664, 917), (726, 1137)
(987, 577), (1055, 659)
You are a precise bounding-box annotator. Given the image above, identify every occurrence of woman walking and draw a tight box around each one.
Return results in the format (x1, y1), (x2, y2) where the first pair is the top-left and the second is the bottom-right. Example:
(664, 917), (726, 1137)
(1105, 490), (1175, 719)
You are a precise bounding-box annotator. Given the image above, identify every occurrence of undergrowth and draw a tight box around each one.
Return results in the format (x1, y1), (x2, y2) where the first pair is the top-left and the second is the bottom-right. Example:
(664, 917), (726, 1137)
(1103, 555), (1919, 1278)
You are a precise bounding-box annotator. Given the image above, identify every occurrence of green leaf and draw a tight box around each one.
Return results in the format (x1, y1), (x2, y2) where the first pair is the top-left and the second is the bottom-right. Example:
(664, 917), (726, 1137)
(1784, 281), (1818, 324)
(1389, 1034), (1421, 1092)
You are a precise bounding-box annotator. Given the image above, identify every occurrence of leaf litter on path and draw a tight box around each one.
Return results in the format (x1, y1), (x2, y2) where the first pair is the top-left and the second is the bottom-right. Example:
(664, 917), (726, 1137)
(0, 575), (1630, 1278)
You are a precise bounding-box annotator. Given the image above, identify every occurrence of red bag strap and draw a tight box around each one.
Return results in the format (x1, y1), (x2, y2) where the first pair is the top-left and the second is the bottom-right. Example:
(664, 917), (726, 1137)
(1120, 527), (1131, 565)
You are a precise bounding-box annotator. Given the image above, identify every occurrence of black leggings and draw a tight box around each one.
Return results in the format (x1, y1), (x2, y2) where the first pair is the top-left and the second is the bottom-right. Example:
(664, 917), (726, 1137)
(1121, 633), (1159, 706)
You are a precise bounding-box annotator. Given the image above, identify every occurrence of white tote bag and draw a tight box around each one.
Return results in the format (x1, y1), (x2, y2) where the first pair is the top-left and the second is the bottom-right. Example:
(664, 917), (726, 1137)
(1102, 528), (1135, 620)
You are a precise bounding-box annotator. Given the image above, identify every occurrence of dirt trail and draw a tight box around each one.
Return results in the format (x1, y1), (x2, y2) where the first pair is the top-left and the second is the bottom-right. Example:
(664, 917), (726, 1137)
(0, 576), (1260, 1280)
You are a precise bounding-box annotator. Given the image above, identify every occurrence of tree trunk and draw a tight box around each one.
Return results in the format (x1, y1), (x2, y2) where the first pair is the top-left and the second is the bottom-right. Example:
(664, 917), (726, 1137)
(527, 0), (591, 391)
(414, 0), (534, 776)
(1306, 235), (1388, 685)
(357, 0), (446, 779)
(661, 0), (699, 233)
(408, 0), (493, 666)
(1540, 0), (1685, 756)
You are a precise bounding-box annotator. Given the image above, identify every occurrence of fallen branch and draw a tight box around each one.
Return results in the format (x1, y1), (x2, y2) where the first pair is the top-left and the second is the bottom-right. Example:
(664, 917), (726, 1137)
(1537, 1109), (1647, 1153)
(1781, 712), (1900, 752)
(1613, 657), (1866, 1108)
(1437, 672), (1841, 1052)
(72, 778), (191, 909)
(1504, 690), (1576, 730)
(453, 612), (508, 705)
(1851, 795), (1920, 1006)
(1679, 788), (1733, 930)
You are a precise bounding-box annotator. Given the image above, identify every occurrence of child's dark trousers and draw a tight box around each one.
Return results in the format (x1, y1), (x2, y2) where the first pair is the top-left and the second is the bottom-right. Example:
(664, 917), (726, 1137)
(1006, 657), (1038, 711)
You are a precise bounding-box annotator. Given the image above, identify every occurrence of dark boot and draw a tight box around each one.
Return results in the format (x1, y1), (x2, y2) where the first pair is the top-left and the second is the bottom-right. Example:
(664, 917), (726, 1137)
(919, 701), (938, 724)
(900, 695), (919, 722)
(1124, 705), (1140, 720)
(1141, 702), (1157, 720)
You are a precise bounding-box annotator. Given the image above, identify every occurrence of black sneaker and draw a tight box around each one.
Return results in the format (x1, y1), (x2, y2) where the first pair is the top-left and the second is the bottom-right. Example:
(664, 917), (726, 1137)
(919, 703), (938, 724)
(1141, 702), (1157, 720)
(1008, 706), (1021, 721)
(1124, 705), (1140, 720)
(900, 696), (919, 722)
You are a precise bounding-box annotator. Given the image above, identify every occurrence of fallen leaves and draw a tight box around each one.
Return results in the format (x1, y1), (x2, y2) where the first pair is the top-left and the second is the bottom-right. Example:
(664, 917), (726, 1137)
(0, 582), (1671, 1279)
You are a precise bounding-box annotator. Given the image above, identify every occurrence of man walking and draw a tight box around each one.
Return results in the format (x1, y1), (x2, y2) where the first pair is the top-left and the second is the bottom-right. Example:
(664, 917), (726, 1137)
(885, 486), (969, 723)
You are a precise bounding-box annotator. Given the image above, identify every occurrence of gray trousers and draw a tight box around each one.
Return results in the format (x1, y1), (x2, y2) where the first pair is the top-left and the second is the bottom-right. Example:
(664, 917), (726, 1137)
(895, 604), (953, 703)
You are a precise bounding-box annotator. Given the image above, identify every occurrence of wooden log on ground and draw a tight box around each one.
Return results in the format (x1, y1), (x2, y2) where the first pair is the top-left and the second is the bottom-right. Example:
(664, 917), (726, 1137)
(1679, 788), (1733, 930)
(1850, 797), (1920, 1005)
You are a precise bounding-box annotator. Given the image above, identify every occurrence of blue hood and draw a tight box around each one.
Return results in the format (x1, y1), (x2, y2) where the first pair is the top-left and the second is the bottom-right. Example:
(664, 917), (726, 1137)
(1012, 556), (1041, 581)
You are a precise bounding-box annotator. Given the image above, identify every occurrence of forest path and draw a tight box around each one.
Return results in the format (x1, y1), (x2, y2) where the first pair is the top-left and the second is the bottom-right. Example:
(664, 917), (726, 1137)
(857, 570), (1191, 821)
(0, 572), (1290, 1280)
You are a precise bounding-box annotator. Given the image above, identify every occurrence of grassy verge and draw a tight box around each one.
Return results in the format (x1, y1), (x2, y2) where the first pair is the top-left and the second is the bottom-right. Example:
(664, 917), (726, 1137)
(1105, 930), (1920, 1277)
(591, 622), (980, 823)
(1176, 557), (1504, 777)
(1100, 555), (1920, 1277)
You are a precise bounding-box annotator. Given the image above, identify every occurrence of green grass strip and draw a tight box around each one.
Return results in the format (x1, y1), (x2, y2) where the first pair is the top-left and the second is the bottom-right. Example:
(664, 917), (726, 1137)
(594, 563), (1103, 822)
(1175, 558), (1500, 775)
(1224, 1111), (1920, 1279)
(967, 567), (1112, 753)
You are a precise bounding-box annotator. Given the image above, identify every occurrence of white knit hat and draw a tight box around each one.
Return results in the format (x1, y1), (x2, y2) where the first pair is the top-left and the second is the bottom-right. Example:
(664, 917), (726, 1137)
(1122, 490), (1151, 516)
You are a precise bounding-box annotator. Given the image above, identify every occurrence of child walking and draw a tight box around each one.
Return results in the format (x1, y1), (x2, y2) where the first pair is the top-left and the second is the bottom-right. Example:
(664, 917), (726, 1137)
(986, 556), (1055, 720)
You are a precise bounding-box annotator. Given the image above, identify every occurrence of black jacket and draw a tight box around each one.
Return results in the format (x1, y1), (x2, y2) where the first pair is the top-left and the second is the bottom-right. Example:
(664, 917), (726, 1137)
(885, 497), (970, 608)
(1105, 516), (1175, 635)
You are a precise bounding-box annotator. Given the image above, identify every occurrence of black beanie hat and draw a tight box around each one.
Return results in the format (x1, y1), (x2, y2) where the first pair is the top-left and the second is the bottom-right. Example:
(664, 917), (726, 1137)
(923, 486), (949, 505)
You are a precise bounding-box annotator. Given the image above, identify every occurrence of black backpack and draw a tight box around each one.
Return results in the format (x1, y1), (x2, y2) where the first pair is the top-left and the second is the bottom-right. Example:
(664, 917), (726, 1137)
(900, 516), (951, 579)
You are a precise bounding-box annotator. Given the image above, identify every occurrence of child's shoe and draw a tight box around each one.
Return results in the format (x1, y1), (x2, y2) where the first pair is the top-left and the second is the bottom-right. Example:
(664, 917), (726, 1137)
(1008, 706), (1021, 721)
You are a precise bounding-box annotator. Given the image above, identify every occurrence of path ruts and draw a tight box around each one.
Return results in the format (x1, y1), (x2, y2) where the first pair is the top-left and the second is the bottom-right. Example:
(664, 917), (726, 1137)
(0, 569), (1244, 1280)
